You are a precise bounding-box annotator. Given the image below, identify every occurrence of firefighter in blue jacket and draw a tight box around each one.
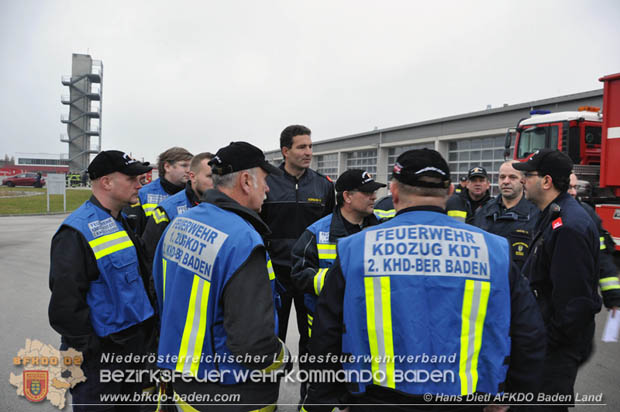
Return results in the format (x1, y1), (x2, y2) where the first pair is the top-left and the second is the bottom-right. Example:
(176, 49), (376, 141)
(153, 142), (289, 411)
(49, 150), (155, 411)
(303, 149), (546, 411)
(291, 169), (385, 339)
(515, 150), (602, 411)
(124, 146), (193, 235)
(141, 152), (214, 269)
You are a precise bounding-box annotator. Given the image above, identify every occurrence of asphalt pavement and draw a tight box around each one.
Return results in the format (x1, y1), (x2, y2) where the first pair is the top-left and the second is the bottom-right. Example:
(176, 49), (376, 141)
(0, 214), (618, 411)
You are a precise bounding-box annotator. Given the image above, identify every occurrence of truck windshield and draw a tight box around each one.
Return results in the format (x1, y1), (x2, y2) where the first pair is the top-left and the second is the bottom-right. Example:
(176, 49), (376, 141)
(517, 125), (558, 158)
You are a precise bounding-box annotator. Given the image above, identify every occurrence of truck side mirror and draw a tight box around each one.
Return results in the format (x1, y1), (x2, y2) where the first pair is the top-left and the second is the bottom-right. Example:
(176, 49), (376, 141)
(504, 128), (516, 159)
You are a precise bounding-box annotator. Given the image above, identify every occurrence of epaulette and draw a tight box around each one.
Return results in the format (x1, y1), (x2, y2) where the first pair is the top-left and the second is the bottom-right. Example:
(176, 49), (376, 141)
(313, 169), (333, 183)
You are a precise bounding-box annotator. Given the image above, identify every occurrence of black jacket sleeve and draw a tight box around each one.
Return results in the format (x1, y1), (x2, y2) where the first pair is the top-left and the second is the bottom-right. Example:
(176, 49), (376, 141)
(505, 262), (546, 394)
(48, 227), (102, 357)
(304, 259), (348, 411)
(222, 246), (287, 370)
(291, 229), (321, 295)
(323, 184), (336, 218)
(548, 226), (601, 347)
(141, 207), (170, 276)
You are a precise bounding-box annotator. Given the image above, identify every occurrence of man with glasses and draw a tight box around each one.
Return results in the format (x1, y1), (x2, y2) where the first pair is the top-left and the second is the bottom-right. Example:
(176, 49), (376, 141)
(472, 161), (539, 268)
(514, 149), (601, 411)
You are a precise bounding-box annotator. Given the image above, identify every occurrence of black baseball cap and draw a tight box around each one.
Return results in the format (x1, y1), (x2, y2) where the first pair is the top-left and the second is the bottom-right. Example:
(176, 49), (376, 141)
(209, 141), (283, 176)
(392, 148), (451, 188)
(468, 166), (488, 179)
(335, 169), (386, 193)
(87, 150), (152, 179)
(512, 149), (573, 181)
(459, 176), (468, 182)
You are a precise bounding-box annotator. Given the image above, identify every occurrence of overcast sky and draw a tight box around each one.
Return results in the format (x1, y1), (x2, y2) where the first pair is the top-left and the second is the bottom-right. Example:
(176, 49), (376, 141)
(1, 0), (619, 163)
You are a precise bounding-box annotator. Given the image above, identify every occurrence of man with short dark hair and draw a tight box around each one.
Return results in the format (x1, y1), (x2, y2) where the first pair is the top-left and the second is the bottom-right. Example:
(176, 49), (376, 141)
(473, 161), (539, 268)
(49, 150), (155, 411)
(447, 166), (492, 223)
(260, 125), (335, 372)
(303, 149), (545, 411)
(291, 169), (384, 343)
(125, 146), (193, 235)
(154, 142), (289, 411)
(515, 149), (602, 411)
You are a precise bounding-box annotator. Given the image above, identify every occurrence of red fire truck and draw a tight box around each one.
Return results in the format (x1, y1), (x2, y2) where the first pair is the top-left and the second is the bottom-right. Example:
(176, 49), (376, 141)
(505, 73), (620, 251)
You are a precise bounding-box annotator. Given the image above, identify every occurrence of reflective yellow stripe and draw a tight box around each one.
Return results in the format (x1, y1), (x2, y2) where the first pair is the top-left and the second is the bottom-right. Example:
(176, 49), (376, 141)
(307, 314), (313, 337)
(448, 210), (467, 221)
(459, 279), (491, 395)
(374, 209), (396, 219)
(261, 338), (289, 373)
(267, 259), (275, 280)
(142, 203), (158, 216)
(317, 243), (337, 260)
(364, 276), (395, 389)
(174, 393), (276, 412)
(600, 236), (606, 250)
(162, 258), (167, 302)
(600, 276), (620, 291)
(250, 405), (277, 412)
(313, 268), (329, 295)
(88, 231), (134, 260)
(176, 275), (210, 376)
(152, 208), (169, 224)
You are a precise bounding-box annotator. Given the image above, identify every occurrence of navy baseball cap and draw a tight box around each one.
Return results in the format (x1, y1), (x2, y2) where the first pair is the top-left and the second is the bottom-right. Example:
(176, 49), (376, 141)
(335, 169), (386, 193)
(512, 149), (573, 181)
(392, 148), (451, 188)
(88, 150), (152, 179)
(209, 141), (283, 176)
(468, 166), (488, 179)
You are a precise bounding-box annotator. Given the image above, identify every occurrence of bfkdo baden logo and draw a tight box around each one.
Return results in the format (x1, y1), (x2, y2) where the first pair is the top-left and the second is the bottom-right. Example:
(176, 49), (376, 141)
(10, 338), (86, 409)
(23, 370), (49, 402)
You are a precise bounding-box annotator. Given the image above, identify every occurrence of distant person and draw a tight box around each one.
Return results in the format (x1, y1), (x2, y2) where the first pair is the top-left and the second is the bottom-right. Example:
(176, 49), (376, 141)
(455, 175), (467, 193)
(259, 124), (335, 401)
(515, 149), (602, 411)
(124, 146), (193, 235)
(473, 161), (539, 268)
(48, 150), (155, 411)
(446, 166), (492, 223)
(568, 173), (620, 310)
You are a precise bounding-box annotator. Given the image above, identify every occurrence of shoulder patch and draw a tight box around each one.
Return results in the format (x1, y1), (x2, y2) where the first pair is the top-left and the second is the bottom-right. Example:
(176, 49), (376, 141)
(313, 169), (333, 183)
(552, 217), (563, 230)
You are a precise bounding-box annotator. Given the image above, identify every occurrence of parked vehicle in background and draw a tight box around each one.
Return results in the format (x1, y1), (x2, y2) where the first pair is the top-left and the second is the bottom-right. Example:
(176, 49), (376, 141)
(3, 173), (46, 188)
(505, 72), (620, 251)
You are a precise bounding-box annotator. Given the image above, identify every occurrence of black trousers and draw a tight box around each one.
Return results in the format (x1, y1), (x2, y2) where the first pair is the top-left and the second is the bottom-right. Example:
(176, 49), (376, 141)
(67, 321), (154, 411)
(274, 263), (310, 400)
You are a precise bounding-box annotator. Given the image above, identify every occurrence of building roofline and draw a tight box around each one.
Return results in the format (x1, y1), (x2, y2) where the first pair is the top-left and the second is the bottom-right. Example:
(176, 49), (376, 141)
(265, 88), (603, 154)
